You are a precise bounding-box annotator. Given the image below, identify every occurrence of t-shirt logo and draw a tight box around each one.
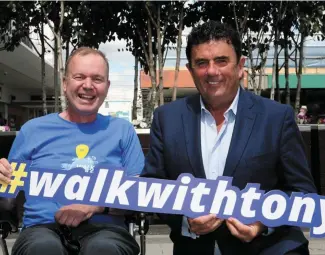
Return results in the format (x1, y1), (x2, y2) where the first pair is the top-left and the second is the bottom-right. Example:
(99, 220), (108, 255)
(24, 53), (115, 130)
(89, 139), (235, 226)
(61, 144), (98, 173)
(76, 144), (89, 159)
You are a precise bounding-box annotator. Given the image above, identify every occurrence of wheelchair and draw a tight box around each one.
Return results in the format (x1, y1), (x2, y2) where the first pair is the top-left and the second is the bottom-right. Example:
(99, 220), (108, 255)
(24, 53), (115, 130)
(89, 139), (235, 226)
(0, 197), (149, 255)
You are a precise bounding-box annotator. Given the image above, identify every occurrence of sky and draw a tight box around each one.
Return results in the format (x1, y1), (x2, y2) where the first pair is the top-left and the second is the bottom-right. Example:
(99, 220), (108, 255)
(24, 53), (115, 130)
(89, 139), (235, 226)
(99, 40), (136, 102)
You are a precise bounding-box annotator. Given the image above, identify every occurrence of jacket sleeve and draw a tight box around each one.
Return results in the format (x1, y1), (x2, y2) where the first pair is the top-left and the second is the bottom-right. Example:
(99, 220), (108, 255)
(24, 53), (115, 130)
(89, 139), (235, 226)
(279, 106), (317, 194)
(141, 109), (183, 231)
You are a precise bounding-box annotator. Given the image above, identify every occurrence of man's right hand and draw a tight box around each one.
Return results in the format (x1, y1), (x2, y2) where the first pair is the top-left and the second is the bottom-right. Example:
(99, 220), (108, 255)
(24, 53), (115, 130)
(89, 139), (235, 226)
(0, 158), (12, 184)
(188, 214), (223, 235)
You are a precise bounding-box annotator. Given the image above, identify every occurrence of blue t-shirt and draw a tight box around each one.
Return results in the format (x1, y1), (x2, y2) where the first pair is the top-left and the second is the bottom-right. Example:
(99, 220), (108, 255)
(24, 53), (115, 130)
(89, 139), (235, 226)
(8, 113), (144, 228)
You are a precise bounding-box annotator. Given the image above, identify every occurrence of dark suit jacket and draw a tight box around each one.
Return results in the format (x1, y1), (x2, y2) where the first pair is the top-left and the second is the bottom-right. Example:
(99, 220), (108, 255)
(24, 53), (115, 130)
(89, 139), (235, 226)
(141, 89), (317, 255)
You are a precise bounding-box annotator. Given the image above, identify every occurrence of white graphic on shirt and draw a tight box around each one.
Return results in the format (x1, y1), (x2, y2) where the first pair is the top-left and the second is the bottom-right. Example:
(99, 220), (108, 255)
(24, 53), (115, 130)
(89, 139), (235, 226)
(61, 144), (98, 173)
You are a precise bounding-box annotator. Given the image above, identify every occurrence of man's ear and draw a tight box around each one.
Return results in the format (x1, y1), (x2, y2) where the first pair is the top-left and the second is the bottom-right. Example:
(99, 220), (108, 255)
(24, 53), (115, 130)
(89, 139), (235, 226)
(238, 56), (246, 80)
(63, 76), (67, 93)
(186, 63), (193, 75)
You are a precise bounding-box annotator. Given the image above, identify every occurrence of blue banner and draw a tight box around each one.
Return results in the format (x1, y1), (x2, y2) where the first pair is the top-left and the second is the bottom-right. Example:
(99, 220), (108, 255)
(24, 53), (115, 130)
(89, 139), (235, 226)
(1, 161), (324, 238)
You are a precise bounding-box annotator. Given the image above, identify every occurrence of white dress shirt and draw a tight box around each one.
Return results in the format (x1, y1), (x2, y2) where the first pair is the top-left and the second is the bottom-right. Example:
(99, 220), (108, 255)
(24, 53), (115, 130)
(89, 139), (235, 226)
(181, 88), (240, 254)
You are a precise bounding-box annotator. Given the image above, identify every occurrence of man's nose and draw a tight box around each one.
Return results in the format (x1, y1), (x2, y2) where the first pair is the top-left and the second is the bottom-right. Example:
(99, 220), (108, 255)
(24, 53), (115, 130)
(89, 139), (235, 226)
(206, 62), (221, 76)
(82, 77), (93, 89)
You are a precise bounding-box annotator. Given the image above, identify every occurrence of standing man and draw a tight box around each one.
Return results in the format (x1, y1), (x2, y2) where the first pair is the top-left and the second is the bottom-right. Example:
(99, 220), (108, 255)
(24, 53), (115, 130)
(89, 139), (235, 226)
(0, 47), (143, 255)
(141, 21), (316, 255)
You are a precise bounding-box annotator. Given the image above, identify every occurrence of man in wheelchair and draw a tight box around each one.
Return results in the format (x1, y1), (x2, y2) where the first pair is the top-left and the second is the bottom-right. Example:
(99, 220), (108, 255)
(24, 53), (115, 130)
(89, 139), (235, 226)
(0, 47), (145, 255)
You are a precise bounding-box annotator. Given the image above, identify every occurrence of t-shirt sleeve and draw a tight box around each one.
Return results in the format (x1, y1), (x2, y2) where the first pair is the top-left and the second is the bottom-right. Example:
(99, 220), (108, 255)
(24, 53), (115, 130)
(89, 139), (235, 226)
(8, 128), (31, 162)
(122, 124), (144, 176)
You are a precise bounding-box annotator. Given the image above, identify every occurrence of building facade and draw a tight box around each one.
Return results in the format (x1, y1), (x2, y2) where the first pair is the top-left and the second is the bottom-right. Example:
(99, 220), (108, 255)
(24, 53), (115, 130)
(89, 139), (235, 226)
(0, 39), (54, 130)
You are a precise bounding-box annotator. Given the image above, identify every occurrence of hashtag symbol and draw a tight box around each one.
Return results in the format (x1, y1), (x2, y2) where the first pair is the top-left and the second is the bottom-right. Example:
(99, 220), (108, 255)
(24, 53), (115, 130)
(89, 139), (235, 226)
(0, 162), (28, 194)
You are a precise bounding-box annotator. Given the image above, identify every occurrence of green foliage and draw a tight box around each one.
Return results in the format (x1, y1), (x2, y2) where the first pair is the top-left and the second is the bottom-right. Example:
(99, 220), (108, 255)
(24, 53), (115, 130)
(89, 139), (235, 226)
(0, 1), (34, 51)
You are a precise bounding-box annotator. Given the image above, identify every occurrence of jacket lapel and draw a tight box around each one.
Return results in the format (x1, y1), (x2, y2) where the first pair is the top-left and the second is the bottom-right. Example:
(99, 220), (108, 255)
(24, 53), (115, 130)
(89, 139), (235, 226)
(223, 89), (257, 177)
(182, 94), (206, 178)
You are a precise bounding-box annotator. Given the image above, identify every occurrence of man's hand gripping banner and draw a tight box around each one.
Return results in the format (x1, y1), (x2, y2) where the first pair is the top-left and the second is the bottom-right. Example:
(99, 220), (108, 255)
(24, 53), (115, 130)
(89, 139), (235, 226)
(1, 161), (325, 238)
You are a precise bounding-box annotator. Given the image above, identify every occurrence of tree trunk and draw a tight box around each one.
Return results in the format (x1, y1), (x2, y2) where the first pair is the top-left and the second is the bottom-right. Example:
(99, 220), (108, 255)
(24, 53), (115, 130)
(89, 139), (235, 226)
(41, 64), (47, 116)
(172, 6), (184, 101)
(295, 33), (305, 115)
(145, 17), (157, 123)
(247, 31), (258, 94)
(132, 56), (139, 120)
(276, 47), (280, 102)
(41, 54), (47, 115)
(40, 10), (47, 116)
(258, 49), (269, 96)
(284, 33), (290, 105)
(54, 36), (59, 112)
(58, 37), (66, 110)
(157, 6), (164, 106)
(43, 0), (65, 111)
(270, 1), (284, 101)
(58, 0), (66, 111)
(65, 39), (69, 63)
(135, 15), (156, 125)
(270, 27), (279, 100)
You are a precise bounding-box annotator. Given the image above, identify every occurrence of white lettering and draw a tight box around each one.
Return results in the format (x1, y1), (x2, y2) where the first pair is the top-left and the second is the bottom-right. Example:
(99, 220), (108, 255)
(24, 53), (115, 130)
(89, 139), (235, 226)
(105, 171), (135, 205)
(29, 171), (65, 197)
(311, 199), (325, 236)
(288, 197), (315, 223)
(190, 183), (210, 213)
(262, 194), (286, 220)
(138, 182), (175, 208)
(90, 169), (109, 202)
(64, 175), (90, 200)
(172, 176), (191, 210)
(210, 180), (237, 216)
(241, 187), (261, 218)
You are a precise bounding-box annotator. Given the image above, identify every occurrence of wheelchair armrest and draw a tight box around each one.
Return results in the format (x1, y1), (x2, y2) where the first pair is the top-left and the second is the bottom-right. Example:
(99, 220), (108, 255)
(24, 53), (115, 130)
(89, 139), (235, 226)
(137, 213), (149, 235)
(0, 221), (14, 239)
(125, 212), (150, 236)
(0, 198), (19, 237)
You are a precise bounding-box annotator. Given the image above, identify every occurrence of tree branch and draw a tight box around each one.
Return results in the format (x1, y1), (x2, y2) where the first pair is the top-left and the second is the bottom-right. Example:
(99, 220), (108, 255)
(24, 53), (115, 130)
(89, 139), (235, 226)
(162, 3), (174, 36)
(42, 0), (64, 41)
(240, 1), (251, 37)
(163, 45), (169, 68)
(232, 1), (240, 36)
(44, 37), (54, 51)
(136, 27), (150, 74)
(59, 1), (64, 33)
(254, 28), (264, 68)
(279, 47), (297, 70)
(27, 34), (41, 56)
(145, 2), (158, 29)
(37, 21), (55, 51)
(43, 7), (57, 40)
(161, 3), (175, 59)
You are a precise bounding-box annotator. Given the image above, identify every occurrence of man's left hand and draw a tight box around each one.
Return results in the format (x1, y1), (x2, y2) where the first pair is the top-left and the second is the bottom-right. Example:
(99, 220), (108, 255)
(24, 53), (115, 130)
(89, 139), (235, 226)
(55, 204), (104, 227)
(226, 217), (266, 243)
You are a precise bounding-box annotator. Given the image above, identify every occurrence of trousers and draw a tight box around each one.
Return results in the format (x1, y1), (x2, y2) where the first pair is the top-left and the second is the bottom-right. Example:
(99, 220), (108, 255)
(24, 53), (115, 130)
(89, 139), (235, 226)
(12, 223), (140, 255)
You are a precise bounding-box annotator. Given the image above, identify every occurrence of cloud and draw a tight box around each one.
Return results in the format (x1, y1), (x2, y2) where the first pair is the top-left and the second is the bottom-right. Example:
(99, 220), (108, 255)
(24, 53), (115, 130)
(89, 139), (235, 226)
(99, 41), (135, 73)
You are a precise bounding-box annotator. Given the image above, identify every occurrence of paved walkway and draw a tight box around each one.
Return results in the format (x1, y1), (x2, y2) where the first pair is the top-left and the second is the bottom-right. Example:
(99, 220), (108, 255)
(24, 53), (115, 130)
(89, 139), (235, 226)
(1, 226), (325, 255)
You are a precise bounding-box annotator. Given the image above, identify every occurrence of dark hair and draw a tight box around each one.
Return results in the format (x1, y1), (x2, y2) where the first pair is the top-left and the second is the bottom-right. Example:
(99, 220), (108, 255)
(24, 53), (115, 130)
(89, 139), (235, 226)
(186, 21), (242, 65)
